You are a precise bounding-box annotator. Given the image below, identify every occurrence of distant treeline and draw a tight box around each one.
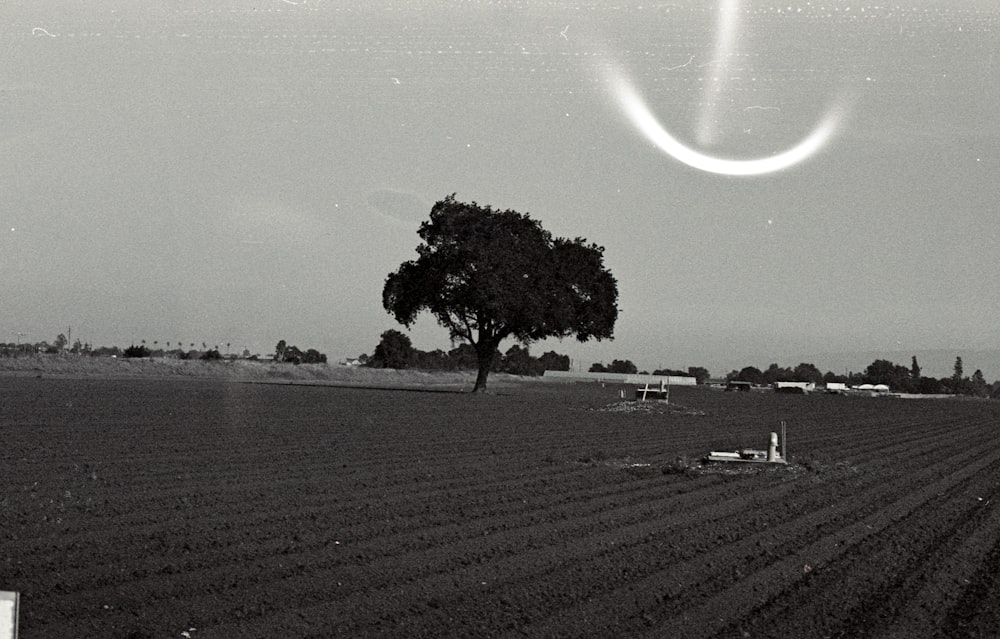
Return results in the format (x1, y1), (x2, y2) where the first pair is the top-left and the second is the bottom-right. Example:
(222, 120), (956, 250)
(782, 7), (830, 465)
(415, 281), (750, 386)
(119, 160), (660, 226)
(0, 333), (246, 359)
(0, 334), (328, 365)
(589, 360), (711, 384)
(0, 341), (211, 359)
(726, 356), (998, 398)
(587, 354), (999, 398)
(362, 329), (570, 376)
(0, 341), (228, 360)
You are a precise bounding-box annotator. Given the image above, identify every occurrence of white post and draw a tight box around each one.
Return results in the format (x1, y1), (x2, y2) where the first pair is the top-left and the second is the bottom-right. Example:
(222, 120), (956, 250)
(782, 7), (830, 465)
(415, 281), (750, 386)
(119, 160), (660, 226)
(1, 591), (18, 639)
(768, 432), (778, 462)
(781, 420), (787, 461)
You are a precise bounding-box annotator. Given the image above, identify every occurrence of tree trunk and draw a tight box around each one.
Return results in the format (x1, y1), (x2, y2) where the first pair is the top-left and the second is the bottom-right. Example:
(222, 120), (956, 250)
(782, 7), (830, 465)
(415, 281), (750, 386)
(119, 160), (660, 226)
(472, 343), (496, 393)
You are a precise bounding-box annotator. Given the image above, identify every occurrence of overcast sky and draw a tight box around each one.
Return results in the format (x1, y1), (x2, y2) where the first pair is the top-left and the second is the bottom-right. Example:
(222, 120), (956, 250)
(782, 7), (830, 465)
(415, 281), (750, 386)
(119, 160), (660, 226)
(2, 0), (997, 378)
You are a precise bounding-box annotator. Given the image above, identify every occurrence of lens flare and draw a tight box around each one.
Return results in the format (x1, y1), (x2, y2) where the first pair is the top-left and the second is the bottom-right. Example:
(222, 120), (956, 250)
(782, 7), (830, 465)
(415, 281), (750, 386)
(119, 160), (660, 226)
(697, 0), (741, 146)
(609, 71), (845, 176)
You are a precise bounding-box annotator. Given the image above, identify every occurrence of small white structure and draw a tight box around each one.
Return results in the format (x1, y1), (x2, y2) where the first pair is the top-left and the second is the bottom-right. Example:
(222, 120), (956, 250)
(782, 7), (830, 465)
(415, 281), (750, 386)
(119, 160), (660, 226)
(824, 382), (848, 393)
(635, 379), (670, 401)
(856, 383), (890, 394)
(1, 591), (18, 639)
(774, 381), (815, 393)
(707, 424), (788, 465)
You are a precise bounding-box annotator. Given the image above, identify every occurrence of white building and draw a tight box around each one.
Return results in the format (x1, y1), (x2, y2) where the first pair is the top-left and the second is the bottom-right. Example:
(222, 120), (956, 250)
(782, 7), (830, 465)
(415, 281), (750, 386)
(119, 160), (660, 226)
(774, 381), (816, 393)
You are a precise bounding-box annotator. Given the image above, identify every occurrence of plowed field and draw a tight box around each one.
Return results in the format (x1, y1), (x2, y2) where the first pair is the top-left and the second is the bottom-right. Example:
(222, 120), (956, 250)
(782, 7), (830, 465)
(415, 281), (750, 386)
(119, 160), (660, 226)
(3, 377), (1000, 638)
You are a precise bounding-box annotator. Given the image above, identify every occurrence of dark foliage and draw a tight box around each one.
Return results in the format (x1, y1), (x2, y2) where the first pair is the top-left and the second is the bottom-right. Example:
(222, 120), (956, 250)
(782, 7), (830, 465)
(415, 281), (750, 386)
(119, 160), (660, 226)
(733, 366), (764, 385)
(865, 359), (914, 391)
(537, 350), (571, 373)
(792, 362), (825, 384)
(368, 330), (416, 369)
(273, 340), (327, 365)
(303, 349), (327, 364)
(383, 194), (618, 391)
(652, 368), (687, 377)
(123, 344), (151, 358)
(500, 345), (543, 376)
(365, 330), (567, 376)
(590, 359), (637, 374)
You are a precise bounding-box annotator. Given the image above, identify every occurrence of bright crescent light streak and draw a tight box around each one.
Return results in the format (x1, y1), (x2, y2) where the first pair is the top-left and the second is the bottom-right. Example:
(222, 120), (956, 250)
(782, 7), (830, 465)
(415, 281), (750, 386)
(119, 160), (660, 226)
(611, 73), (844, 176)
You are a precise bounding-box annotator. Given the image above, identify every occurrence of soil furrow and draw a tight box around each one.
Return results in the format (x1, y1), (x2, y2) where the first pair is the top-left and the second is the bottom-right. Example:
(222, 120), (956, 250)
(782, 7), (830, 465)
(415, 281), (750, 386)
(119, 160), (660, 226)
(638, 442), (1000, 639)
(510, 438), (1000, 638)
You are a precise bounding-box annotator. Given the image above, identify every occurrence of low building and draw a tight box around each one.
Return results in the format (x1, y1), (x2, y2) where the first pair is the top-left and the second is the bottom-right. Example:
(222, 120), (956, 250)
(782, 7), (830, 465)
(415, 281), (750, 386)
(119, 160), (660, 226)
(774, 381), (816, 393)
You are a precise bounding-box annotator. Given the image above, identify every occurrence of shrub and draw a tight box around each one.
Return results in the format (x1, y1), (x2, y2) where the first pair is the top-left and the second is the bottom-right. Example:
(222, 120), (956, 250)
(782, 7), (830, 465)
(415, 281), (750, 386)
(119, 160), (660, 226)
(123, 345), (151, 358)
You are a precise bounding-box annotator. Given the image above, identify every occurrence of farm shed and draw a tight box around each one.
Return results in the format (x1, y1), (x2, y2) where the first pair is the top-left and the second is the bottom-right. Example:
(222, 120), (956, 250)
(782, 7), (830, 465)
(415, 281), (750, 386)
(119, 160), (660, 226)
(774, 381), (816, 393)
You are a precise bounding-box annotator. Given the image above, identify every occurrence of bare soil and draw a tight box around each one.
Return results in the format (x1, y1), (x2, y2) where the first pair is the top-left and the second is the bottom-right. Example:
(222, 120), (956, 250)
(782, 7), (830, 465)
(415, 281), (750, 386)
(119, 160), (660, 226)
(3, 377), (999, 638)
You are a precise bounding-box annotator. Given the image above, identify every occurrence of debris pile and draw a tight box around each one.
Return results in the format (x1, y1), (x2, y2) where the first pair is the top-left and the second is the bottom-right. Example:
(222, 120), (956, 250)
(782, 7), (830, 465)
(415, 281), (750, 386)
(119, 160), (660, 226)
(594, 400), (706, 416)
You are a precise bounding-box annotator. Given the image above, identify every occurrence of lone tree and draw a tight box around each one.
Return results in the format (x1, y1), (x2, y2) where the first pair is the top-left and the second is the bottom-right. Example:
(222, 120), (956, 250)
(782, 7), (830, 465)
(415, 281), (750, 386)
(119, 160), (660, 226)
(383, 195), (619, 392)
(370, 329), (416, 369)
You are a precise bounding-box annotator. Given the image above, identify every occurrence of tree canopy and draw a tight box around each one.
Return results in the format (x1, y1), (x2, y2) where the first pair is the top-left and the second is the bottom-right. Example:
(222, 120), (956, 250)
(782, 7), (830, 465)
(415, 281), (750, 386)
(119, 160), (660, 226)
(383, 195), (618, 392)
(273, 340), (327, 364)
(591, 359), (637, 374)
(368, 329), (416, 369)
